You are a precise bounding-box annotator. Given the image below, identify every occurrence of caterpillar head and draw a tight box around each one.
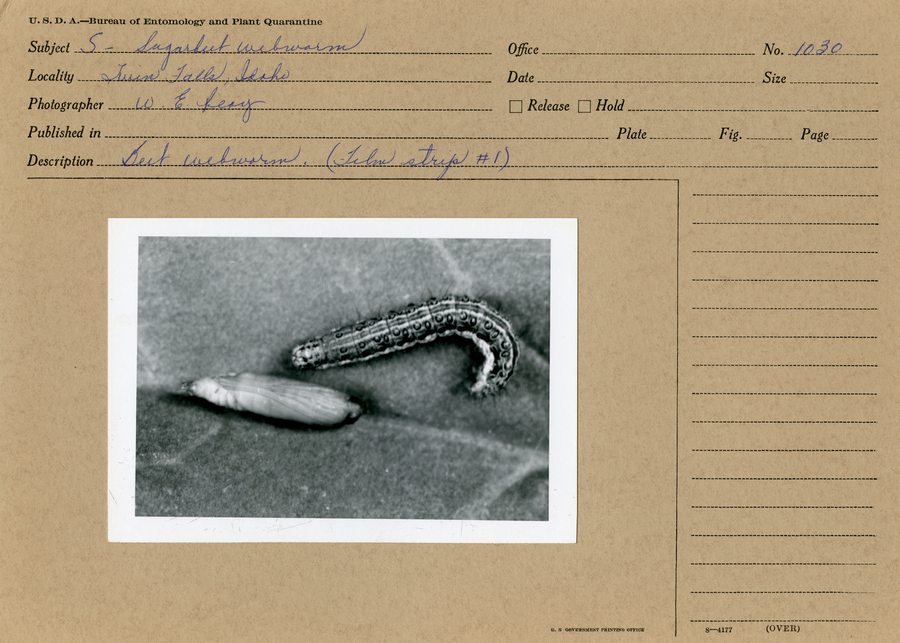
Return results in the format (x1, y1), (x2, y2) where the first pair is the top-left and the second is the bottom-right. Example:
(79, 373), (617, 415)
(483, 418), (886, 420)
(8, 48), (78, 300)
(291, 339), (327, 370)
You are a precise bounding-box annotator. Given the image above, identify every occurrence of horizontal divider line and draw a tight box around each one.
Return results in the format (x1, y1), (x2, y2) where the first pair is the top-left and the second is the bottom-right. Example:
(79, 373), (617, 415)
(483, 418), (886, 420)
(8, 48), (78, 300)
(538, 80), (752, 84)
(94, 167), (874, 172)
(693, 478), (877, 480)
(692, 336), (877, 339)
(106, 136), (608, 140)
(692, 364), (877, 367)
(693, 279), (877, 282)
(693, 250), (877, 253)
(693, 222), (878, 225)
(692, 506), (872, 509)
(634, 109), (878, 113)
(109, 107), (492, 112)
(694, 194), (878, 197)
(81, 79), (491, 83)
(541, 52), (755, 56)
(691, 306), (878, 310)
(691, 562), (875, 565)
(690, 620), (876, 623)
(22, 177), (676, 181)
(98, 164), (504, 169)
(77, 51), (493, 55)
(483, 165), (875, 168)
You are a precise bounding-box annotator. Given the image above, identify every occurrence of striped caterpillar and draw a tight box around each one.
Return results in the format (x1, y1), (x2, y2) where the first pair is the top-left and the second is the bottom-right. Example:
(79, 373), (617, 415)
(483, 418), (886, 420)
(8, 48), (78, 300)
(182, 373), (362, 427)
(291, 295), (518, 396)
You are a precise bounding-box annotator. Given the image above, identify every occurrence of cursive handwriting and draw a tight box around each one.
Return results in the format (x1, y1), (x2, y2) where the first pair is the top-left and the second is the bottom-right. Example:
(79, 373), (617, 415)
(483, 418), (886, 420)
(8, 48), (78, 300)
(83, 28), (366, 67)
(327, 142), (493, 179)
(122, 140), (170, 166)
(195, 86), (264, 123)
(134, 32), (232, 70)
(101, 63), (161, 83)
(168, 62), (228, 83)
(100, 59), (288, 86)
(327, 143), (397, 170)
(120, 140), (304, 166)
(136, 87), (265, 123)
(183, 145), (302, 166)
(127, 27), (366, 70)
(234, 26), (366, 54)
(234, 60), (290, 82)
(118, 140), (510, 177)
(401, 143), (469, 179)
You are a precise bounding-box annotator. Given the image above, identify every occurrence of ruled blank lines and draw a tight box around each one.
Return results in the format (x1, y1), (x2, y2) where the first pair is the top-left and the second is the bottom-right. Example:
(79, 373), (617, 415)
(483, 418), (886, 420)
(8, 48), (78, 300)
(692, 364), (877, 367)
(78, 50), (493, 56)
(692, 563), (876, 566)
(105, 136), (609, 140)
(790, 81), (878, 85)
(690, 620), (876, 624)
(693, 506), (872, 509)
(692, 336), (877, 339)
(81, 78), (491, 84)
(692, 534), (875, 537)
(109, 107), (492, 112)
(537, 79), (752, 84)
(693, 194), (878, 197)
(693, 279), (877, 282)
(693, 222), (878, 225)
(633, 109), (877, 113)
(691, 590), (875, 594)
(693, 250), (877, 254)
(693, 449), (875, 452)
(691, 393), (876, 396)
(541, 51), (755, 56)
(692, 421), (876, 424)
(692, 307), (877, 311)
(693, 478), (877, 480)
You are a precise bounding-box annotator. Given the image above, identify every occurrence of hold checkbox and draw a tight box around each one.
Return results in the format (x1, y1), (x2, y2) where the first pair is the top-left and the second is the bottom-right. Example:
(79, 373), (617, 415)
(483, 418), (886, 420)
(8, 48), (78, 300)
(578, 100), (591, 113)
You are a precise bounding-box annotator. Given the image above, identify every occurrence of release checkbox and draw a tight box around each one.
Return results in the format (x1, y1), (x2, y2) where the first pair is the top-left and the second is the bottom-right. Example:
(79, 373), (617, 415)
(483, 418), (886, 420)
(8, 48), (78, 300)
(509, 100), (523, 114)
(578, 100), (591, 113)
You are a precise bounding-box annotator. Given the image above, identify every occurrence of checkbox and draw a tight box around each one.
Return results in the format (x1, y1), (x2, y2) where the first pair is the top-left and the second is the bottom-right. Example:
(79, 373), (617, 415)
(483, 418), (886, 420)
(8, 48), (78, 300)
(578, 100), (591, 113)
(509, 100), (522, 114)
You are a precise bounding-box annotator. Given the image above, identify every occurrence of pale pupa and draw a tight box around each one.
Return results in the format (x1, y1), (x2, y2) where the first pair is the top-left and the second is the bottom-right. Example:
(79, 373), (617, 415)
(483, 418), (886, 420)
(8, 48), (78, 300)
(181, 373), (362, 427)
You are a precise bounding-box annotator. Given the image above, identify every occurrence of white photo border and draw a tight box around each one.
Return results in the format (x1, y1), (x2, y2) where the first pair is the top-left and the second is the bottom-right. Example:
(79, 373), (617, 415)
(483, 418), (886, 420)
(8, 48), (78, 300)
(109, 218), (577, 543)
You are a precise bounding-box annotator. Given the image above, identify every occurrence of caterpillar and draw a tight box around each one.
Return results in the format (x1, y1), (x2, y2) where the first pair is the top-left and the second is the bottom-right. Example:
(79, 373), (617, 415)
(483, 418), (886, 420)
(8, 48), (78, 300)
(291, 295), (518, 396)
(181, 373), (362, 427)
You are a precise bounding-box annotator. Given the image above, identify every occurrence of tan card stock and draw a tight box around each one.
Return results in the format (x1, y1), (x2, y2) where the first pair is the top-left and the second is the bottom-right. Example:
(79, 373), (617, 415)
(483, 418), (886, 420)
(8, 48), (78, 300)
(2, 1), (897, 640)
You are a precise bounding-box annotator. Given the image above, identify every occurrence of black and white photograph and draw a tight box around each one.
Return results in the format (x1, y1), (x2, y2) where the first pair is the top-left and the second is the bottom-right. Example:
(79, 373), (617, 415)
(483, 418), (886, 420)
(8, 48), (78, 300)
(109, 218), (577, 542)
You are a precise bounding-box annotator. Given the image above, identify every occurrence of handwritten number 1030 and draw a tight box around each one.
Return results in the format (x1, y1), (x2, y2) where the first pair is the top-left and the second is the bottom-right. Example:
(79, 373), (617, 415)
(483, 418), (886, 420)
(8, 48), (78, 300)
(793, 40), (842, 55)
